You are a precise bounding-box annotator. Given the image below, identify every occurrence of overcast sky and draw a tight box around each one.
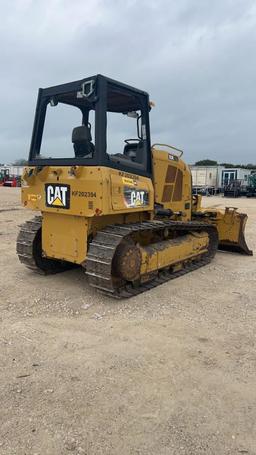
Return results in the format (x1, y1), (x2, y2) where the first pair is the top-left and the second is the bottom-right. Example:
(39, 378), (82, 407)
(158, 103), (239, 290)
(0, 0), (255, 164)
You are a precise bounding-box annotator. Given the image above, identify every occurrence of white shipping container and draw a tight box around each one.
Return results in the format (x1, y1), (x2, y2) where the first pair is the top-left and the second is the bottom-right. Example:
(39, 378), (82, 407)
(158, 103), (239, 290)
(190, 166), (224, 189)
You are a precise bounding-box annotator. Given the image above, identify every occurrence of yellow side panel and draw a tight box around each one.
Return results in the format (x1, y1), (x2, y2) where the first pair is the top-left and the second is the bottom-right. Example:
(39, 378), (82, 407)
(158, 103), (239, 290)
(42, 213), (88, 263)
(22, 166), (154, 217)
(109, 169), (154, 212)
(152, 148), (192, 220)
(140, 232), (209, 275)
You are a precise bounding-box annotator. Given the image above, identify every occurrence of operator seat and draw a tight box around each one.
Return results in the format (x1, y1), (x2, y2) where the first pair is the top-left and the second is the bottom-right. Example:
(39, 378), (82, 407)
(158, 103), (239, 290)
(72, 125), (95, 158)
(123, 141), (144, 163)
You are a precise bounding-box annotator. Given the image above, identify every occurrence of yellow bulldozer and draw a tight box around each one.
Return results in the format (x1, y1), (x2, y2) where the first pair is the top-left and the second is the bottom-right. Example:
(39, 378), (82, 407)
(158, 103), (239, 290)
(17, 75), (252, 297)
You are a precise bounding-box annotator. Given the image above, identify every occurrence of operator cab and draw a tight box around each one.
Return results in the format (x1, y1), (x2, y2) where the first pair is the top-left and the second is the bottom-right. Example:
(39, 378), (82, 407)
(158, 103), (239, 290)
(29, 75), (152, 177)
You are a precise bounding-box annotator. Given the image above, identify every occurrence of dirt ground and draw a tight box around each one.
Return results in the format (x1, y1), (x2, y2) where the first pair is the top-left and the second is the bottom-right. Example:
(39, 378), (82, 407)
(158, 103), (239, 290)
(0, 187), (255, 455)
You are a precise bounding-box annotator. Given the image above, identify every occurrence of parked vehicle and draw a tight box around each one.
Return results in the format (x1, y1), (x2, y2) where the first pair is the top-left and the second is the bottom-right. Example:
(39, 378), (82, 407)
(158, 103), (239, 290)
(246, 173), (256, 197)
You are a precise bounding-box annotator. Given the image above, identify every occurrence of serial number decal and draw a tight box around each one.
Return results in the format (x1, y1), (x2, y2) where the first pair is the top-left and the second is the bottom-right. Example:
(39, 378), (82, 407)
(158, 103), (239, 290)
(72, 191), (97, 198)
(124, 187), (149, 208)
(119, 171), (139, 181)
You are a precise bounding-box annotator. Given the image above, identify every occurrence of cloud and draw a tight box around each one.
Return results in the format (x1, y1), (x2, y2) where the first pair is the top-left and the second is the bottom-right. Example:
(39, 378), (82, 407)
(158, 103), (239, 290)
(0, 0), (255, 163)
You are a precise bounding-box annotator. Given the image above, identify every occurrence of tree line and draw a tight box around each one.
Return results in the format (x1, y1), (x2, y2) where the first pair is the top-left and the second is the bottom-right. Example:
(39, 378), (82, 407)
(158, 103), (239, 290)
(194, 159), (256, 169)
(2, 158), (256, 169)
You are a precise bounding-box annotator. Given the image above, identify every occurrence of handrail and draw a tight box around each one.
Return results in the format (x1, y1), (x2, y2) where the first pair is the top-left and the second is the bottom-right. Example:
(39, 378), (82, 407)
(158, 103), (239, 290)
(151, 143), (184, 157)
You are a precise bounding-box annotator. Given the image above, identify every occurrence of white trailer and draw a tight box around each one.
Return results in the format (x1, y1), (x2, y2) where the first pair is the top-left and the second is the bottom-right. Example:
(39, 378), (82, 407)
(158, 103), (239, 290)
(190, 165), (254, 193)
(221, 168), (252, 187)
(190, 165), (224, 193)
(0, 165), (24, 177)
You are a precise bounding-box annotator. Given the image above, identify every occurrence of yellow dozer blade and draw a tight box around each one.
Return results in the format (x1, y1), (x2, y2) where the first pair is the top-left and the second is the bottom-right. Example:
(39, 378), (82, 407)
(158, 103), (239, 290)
(192, 197), (253, 256)
(215, 207), (253, 255)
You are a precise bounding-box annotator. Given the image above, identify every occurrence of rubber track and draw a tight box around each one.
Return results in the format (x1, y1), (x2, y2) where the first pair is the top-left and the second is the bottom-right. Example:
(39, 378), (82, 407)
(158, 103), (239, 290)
(16, 216), (73, 275)
(16, 216), (44, 274)
(85, 220), (219, 298)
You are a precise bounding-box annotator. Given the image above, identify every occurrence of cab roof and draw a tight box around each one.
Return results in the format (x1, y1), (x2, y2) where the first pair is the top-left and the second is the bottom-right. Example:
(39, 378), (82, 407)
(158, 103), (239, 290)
(41, 74), (149, 98)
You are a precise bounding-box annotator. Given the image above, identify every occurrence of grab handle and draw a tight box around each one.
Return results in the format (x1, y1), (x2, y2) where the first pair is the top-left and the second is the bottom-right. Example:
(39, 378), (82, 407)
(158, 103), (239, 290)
(151, 143), (183, 158)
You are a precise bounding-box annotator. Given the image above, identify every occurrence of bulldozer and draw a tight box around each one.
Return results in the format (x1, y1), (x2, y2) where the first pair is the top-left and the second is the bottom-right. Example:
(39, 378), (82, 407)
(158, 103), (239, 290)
(17, 75), (253, 297)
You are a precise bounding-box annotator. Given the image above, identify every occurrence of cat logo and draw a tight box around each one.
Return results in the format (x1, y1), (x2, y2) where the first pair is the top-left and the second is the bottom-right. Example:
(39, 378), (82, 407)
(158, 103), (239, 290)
(131, 190), (145, 206)
(45, 184), (70, 209)
(124, 187), (149, 208)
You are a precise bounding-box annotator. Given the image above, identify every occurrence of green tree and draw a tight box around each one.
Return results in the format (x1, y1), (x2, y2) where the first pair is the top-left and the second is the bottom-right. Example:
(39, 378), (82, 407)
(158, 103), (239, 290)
(219, 162), (236, 168)
(220, 163), (256, 169)
(194, 159), (218, 166)
(13, 159), (27, 166)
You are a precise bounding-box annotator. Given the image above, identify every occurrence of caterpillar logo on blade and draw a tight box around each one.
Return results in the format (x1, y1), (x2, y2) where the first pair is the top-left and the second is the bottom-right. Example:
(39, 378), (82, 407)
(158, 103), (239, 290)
(45, 184), (70, 209)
